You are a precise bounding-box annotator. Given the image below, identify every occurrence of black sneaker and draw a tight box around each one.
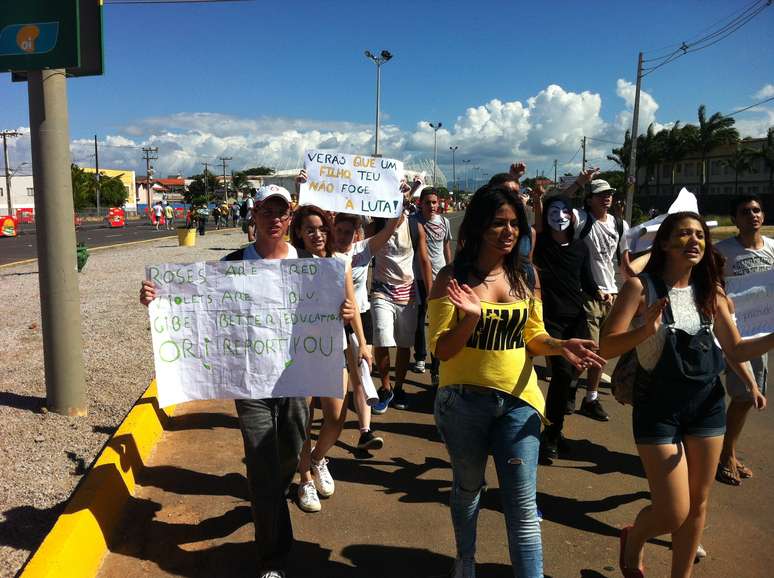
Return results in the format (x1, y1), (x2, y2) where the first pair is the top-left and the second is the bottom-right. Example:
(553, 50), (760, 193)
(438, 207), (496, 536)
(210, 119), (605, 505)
(539, 433), (558, 464)
(392, 389), (408, 410)
(578, 398), (609, 421)
(357, 430), (384, 451)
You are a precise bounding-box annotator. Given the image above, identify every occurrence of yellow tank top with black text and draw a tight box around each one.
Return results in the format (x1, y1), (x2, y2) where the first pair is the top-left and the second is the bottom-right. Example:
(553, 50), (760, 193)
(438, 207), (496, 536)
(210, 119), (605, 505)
(428, 296), (548, 419)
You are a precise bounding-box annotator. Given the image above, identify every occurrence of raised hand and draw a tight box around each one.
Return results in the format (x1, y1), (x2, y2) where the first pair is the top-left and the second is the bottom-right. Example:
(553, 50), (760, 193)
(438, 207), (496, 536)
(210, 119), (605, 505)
(295, 169), (308, 184)
(447, 279), (481, 318)
(576, 167), (599, 186)
(509, 162), (527, 180)
(643, 297), (668, 336)
(140, 280), (157, 306)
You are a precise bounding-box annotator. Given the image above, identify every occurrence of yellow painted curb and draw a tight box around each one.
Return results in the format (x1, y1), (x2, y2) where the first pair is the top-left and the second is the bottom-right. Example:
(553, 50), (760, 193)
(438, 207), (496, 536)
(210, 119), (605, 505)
(21, 381), (176, 577)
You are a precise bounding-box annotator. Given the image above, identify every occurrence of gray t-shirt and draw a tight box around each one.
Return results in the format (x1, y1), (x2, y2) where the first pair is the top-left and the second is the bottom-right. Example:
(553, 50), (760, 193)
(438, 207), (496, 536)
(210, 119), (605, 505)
(409, 213), (452, 279)
(715, 236), (774, 277)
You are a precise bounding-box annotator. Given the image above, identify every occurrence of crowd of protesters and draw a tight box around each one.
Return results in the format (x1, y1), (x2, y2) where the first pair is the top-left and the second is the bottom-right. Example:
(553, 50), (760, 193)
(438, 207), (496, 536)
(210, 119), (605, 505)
(140, 165), (773, 578)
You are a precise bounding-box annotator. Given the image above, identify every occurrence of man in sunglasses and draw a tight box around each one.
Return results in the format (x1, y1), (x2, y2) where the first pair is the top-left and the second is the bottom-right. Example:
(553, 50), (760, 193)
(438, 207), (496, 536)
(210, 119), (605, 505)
(140, 184), (356, 578)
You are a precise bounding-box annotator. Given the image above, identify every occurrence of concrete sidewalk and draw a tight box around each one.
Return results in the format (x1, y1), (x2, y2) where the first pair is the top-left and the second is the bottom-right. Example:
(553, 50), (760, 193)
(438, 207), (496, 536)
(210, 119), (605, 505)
(97, 369), (774, 577)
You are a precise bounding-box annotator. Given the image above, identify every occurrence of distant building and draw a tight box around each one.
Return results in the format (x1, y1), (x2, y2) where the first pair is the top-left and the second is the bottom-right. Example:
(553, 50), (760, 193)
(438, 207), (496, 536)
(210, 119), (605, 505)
(0, 174), (35, 216)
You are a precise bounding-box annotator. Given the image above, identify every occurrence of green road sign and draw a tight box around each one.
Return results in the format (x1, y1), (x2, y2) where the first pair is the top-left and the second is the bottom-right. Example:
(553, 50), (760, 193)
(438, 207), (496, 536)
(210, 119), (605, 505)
(12, 0), (103, 80)
(0, 0), (80, 73)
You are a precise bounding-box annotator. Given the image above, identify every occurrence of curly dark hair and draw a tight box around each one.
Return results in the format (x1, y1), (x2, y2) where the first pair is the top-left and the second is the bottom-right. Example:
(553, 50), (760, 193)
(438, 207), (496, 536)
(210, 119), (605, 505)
(289, 204), (334, 256)
(644, 211), (722, 318)
(453, 184), (532, 299)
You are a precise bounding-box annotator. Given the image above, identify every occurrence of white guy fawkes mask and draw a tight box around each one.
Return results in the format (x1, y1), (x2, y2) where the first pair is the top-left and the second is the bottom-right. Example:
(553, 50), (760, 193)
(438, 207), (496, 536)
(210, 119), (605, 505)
(547, 201), (571, 231)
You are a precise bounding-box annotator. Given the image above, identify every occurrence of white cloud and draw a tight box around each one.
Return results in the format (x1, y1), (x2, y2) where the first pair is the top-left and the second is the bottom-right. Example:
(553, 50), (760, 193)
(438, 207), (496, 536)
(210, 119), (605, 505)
(614, 78), (666, 135)
(7, 81), (681, 182)
(754, 84), (774, 99)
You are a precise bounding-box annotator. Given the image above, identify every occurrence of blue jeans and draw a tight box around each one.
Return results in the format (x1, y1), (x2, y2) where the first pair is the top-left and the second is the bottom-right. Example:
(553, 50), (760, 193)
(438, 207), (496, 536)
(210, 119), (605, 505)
(434, 386), (543, 578)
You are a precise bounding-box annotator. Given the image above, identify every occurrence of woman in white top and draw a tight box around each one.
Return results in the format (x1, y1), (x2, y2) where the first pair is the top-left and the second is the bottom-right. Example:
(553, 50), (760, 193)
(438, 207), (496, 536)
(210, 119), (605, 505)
(288, 204), (371, 514)
(600, 212), (774, 578)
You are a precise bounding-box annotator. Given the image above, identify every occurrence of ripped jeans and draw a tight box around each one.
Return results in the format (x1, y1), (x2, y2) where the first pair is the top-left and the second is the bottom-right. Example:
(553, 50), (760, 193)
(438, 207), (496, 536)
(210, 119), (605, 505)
(434, 386), (542, 578)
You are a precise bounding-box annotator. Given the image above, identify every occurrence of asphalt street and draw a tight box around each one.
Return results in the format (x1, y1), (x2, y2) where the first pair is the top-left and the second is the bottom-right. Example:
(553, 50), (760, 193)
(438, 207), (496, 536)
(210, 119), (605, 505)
(0, 219), (236, 267)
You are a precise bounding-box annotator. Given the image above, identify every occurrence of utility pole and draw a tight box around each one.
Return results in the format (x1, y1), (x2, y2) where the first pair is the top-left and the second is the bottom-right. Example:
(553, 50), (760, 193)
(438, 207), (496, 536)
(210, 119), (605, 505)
(1, 130), (21, 217)
(27, 69), (86, 415)
(553, 159), (558, 188)
(201, 162), (210, 207)
(142, 146), (158, 210)
(429, 122), (442, 186)
(219, 156), (232, 201)
(625, 52), (644, 224)
(473, 166), (480, 190)
(94, 134), (100, 217)
(449, 146), (458, 192)
(581, 136), (587, 171)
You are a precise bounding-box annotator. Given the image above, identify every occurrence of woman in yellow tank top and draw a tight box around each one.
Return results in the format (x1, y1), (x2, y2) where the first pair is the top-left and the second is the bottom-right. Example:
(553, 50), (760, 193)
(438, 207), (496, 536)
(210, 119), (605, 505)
(428, 184), (605, 578)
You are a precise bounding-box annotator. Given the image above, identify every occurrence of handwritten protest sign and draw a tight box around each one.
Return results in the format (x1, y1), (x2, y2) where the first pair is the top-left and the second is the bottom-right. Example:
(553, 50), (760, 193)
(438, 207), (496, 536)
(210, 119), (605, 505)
(299, 150), (404, 218)
(726, 269), (774, 339)
(147, 258), (346, 407)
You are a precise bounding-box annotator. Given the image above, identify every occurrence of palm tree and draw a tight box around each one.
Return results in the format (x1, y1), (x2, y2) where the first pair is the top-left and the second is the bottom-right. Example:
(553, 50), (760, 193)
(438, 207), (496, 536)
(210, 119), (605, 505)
(696, 105), (739, 194)
(637, 123), (662, 194)
(723, 145), (754, 194)
(660, 122), (698, 195)
(755, 127), (774, 195)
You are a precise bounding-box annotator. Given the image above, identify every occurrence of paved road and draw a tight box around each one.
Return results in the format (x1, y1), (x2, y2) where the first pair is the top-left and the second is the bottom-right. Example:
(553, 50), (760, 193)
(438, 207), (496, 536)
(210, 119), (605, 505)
(0, 220), (240, 267)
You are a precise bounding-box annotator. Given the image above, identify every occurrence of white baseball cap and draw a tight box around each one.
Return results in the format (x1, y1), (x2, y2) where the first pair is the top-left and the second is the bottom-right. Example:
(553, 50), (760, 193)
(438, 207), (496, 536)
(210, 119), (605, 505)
(590, 179), (616, 195)
(256, 184), (292, 204)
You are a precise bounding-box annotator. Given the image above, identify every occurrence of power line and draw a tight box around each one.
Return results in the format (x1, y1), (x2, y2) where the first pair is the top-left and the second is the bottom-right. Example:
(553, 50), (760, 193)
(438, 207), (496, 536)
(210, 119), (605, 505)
(641, 0), (770, 76)
(726, 95), (774, 117)
(562, 145), (582, 167)
(585, 136), (622, 146)
(641, 0), (765, 57)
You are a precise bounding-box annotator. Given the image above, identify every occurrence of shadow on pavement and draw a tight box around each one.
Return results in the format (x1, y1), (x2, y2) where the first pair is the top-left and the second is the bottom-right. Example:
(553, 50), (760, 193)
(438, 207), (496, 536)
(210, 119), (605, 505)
(138, 465), (248, 500)
(0, 391), (45, 413)
(167, 411), (240, 431)
(557, 438), (646, 478)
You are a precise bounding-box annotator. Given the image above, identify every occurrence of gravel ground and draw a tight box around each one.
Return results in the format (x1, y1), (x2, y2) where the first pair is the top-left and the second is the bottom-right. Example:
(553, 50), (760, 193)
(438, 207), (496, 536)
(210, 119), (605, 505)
(0, 229), (243, 577)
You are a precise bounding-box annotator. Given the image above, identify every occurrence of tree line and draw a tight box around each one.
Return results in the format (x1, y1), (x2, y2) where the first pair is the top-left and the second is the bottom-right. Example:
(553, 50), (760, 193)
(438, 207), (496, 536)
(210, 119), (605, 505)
(607, 105), (774, 195)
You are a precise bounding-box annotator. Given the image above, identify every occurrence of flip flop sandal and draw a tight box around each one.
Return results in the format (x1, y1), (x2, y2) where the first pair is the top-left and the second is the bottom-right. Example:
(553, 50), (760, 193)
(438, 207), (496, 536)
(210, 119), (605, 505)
(736, 462), (753, 479)
(716, 463), (741, 486)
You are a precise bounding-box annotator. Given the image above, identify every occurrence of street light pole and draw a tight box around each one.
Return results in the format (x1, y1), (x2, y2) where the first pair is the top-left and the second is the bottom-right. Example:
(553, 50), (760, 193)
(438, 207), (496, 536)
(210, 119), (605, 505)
(473, 166), (480, 190)
(364, 50), (393, 157)
(462, 159), (470, 192)
(625, 51), (644, 224)
(429, 122), (442, 186)
(449, 146), (458, 192)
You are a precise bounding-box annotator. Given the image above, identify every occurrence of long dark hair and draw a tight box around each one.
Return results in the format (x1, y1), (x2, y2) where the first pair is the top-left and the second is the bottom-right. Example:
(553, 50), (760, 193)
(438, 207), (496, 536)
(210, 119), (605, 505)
(290, 204), (334, 256)
(644, 211), (722, 318)
(454, 184), (531, 298)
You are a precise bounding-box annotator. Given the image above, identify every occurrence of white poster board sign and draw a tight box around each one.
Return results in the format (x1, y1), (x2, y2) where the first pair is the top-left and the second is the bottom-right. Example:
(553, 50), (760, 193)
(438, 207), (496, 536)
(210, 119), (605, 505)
(146, 258), (346, 407)
(726, 269), (774, 339)
(299, 150), (404, 218)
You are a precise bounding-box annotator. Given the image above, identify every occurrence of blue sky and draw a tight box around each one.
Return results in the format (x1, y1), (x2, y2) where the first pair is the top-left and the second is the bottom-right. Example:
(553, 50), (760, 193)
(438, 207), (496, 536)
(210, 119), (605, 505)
(1, 0), (773, 184)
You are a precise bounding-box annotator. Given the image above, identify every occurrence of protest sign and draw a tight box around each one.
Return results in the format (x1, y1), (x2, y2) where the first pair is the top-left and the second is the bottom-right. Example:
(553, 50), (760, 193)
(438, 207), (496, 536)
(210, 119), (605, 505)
(299, 150), (404, 218)
(726, 269), (774, 339)
(147, 258), (346, 407)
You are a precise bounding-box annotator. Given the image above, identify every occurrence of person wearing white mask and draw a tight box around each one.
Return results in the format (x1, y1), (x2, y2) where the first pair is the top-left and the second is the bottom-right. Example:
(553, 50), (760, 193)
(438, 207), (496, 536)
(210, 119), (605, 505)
(533, 195), (603, 462)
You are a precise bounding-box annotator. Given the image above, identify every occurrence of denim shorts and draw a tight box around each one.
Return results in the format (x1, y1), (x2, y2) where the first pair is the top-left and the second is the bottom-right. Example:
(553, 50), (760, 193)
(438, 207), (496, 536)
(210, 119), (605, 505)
(632, 380), (726, 445)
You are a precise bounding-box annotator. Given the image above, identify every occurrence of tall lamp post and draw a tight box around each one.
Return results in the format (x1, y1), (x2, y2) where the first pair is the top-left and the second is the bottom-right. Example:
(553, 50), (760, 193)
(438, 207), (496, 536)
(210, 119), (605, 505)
(462, 159), (471, 192)
(364, 49), (393, 157)
(473, 166), (481, 190)
(429, 122), (442, 185)
(449, 146), (458, 192)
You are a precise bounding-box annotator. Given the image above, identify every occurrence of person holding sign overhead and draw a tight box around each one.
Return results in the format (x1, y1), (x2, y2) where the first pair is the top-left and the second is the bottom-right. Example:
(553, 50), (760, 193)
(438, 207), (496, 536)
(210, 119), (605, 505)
(140, 184), (357, 578)
(288, 203), (372, 514)
(599, 211), (774, 578)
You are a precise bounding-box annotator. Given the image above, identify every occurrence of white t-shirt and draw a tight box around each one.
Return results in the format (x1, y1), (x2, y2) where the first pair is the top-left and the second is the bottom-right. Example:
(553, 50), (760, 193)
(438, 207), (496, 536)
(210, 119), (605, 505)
(336, 239), (372, 313)
(574, 209), (629, 293)
(240, 242), (298, 261)
(715, 236), (774, 277)
(153, 204), (163, 217)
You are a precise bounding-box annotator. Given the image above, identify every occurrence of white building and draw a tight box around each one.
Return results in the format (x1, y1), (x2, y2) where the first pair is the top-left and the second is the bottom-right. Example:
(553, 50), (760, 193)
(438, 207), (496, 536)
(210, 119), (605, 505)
(0, 174), (35, 216)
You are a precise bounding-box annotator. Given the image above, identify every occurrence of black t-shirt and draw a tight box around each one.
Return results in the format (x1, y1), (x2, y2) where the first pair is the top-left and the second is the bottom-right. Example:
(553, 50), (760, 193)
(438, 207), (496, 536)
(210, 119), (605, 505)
(534, 231), (597, 320)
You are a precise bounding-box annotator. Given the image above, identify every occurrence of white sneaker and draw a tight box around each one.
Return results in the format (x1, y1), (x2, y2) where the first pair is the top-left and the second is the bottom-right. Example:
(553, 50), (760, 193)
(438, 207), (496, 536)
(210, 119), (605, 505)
(297, 481), (321, 512)
(311, 457), (335, 497)
(259, 572), (285, 578)
(600, 372), (612, 384)
(696, 543), (707, 561)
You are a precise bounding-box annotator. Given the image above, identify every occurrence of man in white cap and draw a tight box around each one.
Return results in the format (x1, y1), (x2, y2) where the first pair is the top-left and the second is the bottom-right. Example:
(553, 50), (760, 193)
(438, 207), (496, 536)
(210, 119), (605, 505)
(140, 183), (356, 578)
